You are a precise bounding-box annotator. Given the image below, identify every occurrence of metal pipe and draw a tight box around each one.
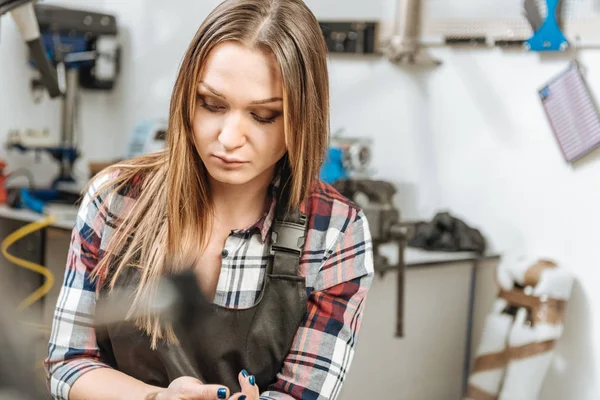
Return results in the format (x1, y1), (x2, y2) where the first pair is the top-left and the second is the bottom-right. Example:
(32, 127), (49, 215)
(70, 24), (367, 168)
(54, 67), (79, 183)
(61, 67), (79, 148)
(394, 0), (422, 55)
(383, 0), (441, 66)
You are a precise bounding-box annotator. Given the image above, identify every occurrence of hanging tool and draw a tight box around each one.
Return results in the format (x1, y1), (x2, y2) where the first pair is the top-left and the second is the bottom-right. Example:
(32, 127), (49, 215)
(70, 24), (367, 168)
(524, 0), (569, 51)
(0, 0), (62, 98)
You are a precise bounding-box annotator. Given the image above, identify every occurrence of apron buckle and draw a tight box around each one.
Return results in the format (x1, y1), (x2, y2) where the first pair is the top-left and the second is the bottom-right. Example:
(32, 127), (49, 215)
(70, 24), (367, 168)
(269, 216), (307, 256)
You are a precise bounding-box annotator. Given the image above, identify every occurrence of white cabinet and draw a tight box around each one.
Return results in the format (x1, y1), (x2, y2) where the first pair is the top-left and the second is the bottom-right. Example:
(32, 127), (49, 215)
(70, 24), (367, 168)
(340, 253), (499, 400)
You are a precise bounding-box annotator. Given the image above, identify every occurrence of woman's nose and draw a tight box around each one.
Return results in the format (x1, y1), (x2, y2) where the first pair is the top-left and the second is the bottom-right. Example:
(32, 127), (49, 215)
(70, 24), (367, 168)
(218, 113), (247, 150)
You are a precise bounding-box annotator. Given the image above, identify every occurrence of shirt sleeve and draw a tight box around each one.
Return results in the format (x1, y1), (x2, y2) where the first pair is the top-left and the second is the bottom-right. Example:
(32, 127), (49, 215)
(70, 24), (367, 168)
(44, 175), (114, 400)
(260, 209), (375, 400)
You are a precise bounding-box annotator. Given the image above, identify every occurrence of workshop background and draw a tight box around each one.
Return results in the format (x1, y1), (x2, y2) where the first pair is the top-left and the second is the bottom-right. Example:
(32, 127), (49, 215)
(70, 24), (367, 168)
(1, 0), (600, 399)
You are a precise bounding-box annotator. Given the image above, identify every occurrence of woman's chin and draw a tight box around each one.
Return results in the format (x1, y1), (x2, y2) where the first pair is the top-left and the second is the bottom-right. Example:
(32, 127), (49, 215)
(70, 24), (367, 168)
(206, 168), (254, 186)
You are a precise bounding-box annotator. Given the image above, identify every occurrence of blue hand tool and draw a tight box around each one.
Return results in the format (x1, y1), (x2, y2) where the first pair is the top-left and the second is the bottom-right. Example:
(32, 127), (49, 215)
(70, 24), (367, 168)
(524, 0), (569, 52)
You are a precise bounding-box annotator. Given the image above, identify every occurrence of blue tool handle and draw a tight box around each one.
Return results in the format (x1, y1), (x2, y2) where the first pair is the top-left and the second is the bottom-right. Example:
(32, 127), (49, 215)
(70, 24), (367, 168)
(20, 188), (46, 214)
(526, 0), (568, 52)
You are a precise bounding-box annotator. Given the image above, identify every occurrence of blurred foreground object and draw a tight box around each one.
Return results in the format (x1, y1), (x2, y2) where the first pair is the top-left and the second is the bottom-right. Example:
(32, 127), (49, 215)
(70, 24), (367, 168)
(466, 258), (574, 399)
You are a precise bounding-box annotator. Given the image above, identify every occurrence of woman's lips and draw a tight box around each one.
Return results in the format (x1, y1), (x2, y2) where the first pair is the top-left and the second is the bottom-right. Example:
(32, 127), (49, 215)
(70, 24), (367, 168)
(212, 155), (248, 168)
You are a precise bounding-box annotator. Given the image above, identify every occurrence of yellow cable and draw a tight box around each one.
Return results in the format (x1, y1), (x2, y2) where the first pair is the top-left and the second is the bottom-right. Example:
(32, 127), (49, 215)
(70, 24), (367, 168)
(1, 213), (59, 387)
(1, 214), (56, 311)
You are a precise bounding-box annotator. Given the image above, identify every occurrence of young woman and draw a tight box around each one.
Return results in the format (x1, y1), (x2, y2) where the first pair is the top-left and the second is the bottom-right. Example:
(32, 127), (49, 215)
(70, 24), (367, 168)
(45, 0), (374, 399)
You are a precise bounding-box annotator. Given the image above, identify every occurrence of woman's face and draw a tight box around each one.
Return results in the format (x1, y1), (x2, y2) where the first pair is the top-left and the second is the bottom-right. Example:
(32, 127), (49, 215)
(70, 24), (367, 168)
(193, 41), (286, 188)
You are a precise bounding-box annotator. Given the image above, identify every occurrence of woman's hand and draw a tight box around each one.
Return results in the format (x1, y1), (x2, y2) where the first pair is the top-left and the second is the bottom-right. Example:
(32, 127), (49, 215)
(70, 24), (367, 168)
(152, 376), (231, 400)
(227, 370), (260, 400)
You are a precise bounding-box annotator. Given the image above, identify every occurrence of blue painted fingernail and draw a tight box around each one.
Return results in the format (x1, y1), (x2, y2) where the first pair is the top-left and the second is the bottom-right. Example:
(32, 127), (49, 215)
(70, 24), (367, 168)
(241, 369), (249, 377)
(249, 375), (255, 386)
(217, 388), (227, 399)
(239, 396), (247, 400)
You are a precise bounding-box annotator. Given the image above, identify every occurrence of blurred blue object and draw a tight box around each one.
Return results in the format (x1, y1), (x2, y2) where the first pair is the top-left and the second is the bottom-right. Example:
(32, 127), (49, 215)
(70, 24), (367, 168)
(320, 147), (349, 184)
(320, 136), (372, 184)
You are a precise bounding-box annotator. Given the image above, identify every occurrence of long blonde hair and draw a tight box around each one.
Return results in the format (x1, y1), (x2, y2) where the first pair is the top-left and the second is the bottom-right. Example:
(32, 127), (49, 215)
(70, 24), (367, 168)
(90, 0), (330, 345)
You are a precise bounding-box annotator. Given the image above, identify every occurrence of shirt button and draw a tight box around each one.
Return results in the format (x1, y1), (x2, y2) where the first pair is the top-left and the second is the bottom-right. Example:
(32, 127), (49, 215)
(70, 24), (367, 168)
(221, 249), (229, 258)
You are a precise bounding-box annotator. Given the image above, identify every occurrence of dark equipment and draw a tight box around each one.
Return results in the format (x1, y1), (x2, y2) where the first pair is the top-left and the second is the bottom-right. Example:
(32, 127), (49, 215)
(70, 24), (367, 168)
(319, 21), (379, 54)
(408, 211), (487, 255)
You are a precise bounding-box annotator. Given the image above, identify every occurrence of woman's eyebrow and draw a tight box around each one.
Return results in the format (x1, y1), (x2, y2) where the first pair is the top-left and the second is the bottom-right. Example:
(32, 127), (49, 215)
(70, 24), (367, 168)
(199, 81), (283, 105)
(199, 81), (226, 99)
(249, 97), (283, 105)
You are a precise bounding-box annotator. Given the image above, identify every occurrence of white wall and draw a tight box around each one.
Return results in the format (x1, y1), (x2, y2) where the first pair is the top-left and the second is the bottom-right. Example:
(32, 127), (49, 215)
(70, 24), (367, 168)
(424, 47), (600, 400)
(2, 0), (599, 398)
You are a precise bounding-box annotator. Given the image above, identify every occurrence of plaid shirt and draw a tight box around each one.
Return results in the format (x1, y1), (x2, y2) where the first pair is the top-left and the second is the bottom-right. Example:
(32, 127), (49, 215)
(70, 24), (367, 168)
(45, 170), (374, 400)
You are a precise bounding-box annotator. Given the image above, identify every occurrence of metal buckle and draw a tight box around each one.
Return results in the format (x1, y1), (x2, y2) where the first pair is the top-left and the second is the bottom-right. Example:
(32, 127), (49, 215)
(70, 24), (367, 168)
(270, 216), (307, 255)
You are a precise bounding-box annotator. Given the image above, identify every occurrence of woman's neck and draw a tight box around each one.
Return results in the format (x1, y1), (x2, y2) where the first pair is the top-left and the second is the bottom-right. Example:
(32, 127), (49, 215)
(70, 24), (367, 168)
(210, 173), (273, 231)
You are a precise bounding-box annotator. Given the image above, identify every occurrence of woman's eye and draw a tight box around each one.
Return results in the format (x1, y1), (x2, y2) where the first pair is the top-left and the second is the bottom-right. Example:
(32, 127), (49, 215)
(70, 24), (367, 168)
(201, 102), (225, 112)
(198, 95), (225, 112)
(252, 112), (281, 125)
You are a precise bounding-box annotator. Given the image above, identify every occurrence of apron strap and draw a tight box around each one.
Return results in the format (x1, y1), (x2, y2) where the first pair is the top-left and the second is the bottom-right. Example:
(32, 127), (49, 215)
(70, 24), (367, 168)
(268, 170), (308, 277)
(269, 214), (307, 276)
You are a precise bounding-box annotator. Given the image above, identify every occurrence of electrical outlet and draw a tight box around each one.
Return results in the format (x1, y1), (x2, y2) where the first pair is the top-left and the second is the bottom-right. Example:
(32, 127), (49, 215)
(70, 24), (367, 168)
(319, 21), (379, 54)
